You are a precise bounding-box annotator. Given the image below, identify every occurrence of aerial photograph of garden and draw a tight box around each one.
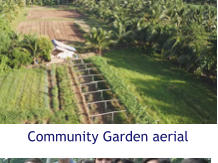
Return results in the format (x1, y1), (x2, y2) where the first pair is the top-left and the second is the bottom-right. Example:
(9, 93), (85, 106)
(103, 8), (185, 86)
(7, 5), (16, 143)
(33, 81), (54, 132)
(0, 0), (216, 124)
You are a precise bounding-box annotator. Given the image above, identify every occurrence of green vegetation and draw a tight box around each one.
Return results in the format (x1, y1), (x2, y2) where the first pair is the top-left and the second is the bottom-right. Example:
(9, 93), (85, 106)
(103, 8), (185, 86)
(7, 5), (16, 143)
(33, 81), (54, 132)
(53, 65), (80, 124)
(183, 0), (216, 5)
(0, 29), (52, 71)
(71, 0), (217, 123)
(0, 1), (52, 73)
(0, 65), (80, 124)
(74, 0), (217, 80)
(85, 27), (114, 56)
(50, 64), (59, 111)
(91, 48), (216, 124)
(0, 68), (51, 123)
(25, 0), (73, 6)
(21, 35), (53, 63)
(0, 0), (216, 124)
(0, 2), (80, 124)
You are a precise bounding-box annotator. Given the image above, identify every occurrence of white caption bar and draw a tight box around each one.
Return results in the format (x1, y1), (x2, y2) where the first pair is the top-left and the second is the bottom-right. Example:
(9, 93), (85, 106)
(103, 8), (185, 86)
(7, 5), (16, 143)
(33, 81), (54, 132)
(0, 124), (217, 161)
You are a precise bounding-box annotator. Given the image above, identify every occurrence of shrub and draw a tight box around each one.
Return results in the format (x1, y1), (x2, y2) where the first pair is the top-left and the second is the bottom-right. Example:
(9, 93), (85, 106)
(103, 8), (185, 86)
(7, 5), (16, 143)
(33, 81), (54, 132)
(10, 48), (32, 68)
(21, 34), (52, 64)
(0, 32), (53, 71)
(37, 36), (53, 62)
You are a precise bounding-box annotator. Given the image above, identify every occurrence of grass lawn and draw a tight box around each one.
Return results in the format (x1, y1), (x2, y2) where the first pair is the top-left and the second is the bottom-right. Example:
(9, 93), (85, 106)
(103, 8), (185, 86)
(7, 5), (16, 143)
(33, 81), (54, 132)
(91, 48), (217, 124)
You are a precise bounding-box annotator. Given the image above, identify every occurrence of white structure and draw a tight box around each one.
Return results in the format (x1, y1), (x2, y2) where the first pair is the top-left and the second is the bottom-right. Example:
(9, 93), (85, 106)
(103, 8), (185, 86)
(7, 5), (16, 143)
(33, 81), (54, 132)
(52, 39), (78, 59)
(57, 52), (75, 59)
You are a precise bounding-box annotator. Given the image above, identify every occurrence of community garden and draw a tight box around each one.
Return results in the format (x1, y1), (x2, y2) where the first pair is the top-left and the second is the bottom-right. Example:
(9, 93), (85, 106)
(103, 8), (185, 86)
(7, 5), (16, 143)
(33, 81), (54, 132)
(0, 0), (216, 124)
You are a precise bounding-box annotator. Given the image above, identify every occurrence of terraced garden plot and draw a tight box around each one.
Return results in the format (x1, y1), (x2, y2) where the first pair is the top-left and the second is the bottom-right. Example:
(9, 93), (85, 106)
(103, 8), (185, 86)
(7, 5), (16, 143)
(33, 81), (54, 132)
(0, 66), (81, 124)
(71, 58), (129, 124)
(0, 60), (130, 124)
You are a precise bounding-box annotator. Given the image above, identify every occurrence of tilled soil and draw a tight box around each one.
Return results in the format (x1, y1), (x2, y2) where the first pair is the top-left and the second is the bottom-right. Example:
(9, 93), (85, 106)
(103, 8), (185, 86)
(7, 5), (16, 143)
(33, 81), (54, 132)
(17, 7), (84, 43)
(27, 8), (81, 20)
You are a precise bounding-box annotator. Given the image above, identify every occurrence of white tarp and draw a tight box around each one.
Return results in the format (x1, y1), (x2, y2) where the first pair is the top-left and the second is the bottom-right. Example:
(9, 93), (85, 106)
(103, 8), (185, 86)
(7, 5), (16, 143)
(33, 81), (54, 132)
(52, 39), (76, 52)
(57, 52), (75, 59)
(52, 39), (78, 59)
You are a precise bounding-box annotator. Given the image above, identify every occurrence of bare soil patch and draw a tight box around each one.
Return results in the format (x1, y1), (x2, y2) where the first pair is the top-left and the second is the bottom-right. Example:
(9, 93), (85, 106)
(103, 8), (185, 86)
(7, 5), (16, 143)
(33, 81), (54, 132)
(27, 7), (81, 20)
(17, 7), (84, 43)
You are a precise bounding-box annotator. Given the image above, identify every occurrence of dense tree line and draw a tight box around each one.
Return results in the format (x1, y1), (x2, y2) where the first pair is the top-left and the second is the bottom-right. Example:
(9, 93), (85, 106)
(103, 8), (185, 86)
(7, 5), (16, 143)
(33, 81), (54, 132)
(74, 0), (217, 79)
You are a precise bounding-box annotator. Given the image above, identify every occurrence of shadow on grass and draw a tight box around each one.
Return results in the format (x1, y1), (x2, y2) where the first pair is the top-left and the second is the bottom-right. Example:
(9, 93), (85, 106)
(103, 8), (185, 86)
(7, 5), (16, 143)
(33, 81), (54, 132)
(101, 48), (217, 123)
(130, 78), (215, 123)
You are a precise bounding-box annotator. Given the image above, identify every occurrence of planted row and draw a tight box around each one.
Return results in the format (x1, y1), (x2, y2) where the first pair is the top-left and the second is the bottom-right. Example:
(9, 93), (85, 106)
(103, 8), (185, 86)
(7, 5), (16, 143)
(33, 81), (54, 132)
(0, 68), (51, 123)
(51, 65), (80, 124)
(90, 57), (155, 124)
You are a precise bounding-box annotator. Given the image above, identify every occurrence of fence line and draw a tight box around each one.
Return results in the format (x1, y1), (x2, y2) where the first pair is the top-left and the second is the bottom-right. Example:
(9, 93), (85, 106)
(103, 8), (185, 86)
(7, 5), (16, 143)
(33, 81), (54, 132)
(83, 89), (111, 95)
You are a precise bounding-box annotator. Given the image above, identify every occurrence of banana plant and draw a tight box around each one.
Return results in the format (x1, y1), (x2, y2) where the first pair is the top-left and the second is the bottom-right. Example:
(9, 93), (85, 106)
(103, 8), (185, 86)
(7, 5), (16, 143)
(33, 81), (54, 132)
(84, 27), (114, 56)
(113, 20), (131, 43)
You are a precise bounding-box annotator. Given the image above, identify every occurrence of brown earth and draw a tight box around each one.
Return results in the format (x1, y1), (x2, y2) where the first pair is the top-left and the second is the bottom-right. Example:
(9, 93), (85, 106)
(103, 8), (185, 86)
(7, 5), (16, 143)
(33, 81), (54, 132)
(27, 7), (80, 20)
(17, 7), (84, 43)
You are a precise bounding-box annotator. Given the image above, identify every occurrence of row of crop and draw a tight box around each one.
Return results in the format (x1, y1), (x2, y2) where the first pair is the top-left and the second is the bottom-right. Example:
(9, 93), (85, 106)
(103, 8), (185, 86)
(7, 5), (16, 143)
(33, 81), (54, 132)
(0, 70), (24, 108)
(16, 68), (51, 122)
(90, 57), (156, 124)
(0, 72), (16, 109)
(0, 65), (83, 123)
(74, 0), (216, 79)
(50, 65), (80, 124)
(0, 68), (51, 123)
(50, 64), (60, 112)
